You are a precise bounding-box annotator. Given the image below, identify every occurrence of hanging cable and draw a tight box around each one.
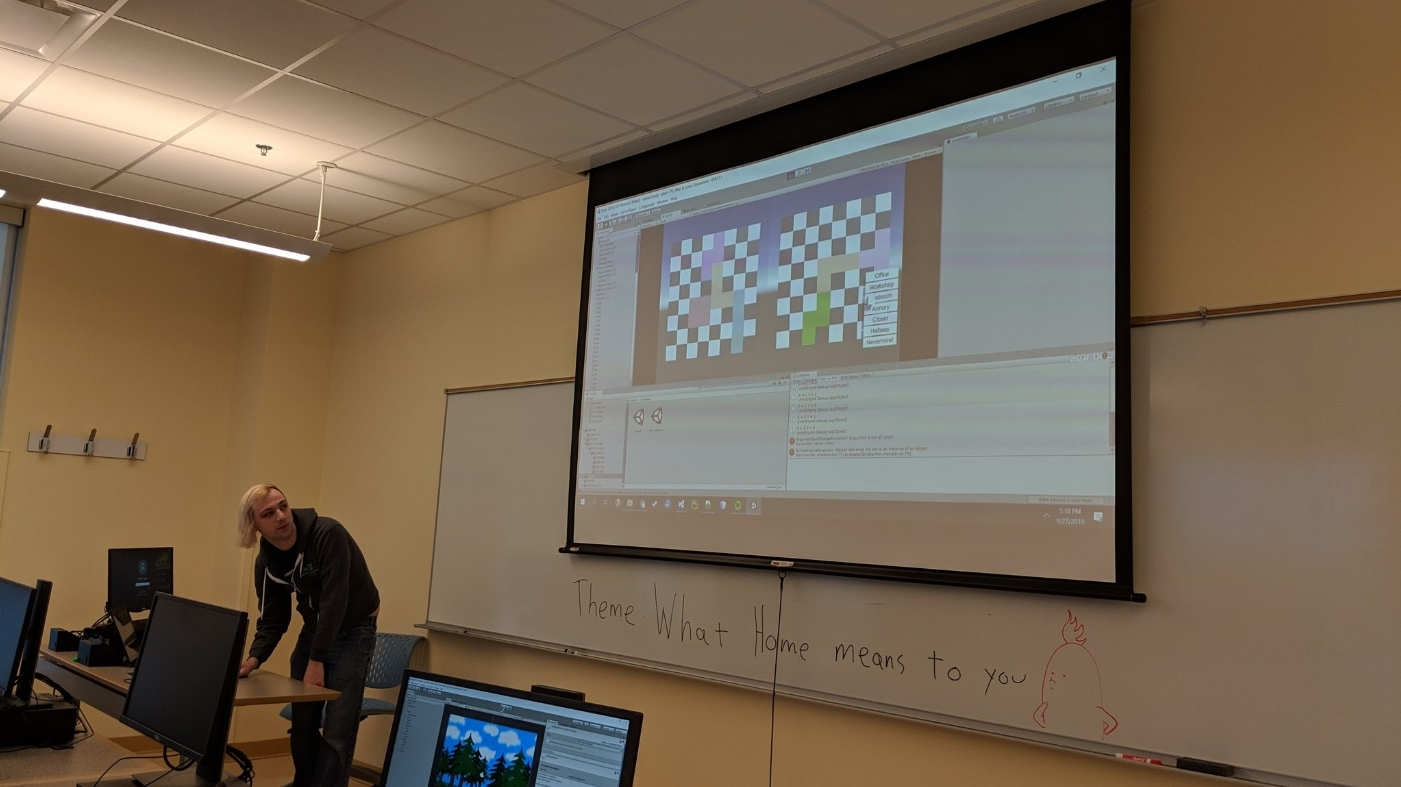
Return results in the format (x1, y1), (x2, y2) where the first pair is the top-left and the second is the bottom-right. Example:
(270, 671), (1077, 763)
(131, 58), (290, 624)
(768, 570), (787, 787)
(313, 161), (337, 241)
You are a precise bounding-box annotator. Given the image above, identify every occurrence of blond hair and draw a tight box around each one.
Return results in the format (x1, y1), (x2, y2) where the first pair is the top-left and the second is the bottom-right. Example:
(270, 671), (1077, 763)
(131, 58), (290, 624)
(237, 484), (284, 548)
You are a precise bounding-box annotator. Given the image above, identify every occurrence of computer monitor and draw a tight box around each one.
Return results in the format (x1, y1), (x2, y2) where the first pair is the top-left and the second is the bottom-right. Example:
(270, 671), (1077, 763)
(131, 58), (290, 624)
(120, 593), (246, 783)
(107, 547), (174, 614)
(0, 577), (35, 701)
(11, 579), (51, 701)
(380, 670), (643, 787)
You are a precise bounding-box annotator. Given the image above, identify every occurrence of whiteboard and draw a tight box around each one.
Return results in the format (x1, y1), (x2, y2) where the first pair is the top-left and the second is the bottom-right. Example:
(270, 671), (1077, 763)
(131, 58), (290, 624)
(427, 301), (1401, 787)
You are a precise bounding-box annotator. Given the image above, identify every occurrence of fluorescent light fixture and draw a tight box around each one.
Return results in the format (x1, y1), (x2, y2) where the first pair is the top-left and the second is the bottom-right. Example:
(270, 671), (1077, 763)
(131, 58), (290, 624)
(37, 198), (311, 261)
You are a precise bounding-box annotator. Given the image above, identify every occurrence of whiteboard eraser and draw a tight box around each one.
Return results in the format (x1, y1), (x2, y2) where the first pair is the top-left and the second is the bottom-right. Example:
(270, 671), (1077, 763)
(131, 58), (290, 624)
(771, 560), (795, 568)
(1176, 758), (1233, 777)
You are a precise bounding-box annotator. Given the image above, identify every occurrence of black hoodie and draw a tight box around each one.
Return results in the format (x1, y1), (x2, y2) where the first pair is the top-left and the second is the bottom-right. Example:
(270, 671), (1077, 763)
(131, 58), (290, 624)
(248, 508), (380, 664)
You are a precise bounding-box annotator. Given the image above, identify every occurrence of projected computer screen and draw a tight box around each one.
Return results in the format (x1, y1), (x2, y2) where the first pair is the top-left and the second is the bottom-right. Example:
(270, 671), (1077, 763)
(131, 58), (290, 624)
(570, 41), (1127, 594)
(380, 672), (641, 787)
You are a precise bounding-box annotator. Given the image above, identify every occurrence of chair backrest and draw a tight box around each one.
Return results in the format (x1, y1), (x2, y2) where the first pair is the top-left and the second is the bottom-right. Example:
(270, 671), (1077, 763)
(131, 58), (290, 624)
(366, 632), (424, 690)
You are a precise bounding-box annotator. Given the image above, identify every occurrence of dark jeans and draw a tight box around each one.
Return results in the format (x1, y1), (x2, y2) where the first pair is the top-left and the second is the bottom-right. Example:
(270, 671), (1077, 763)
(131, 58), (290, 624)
(289, 617), (376, 787)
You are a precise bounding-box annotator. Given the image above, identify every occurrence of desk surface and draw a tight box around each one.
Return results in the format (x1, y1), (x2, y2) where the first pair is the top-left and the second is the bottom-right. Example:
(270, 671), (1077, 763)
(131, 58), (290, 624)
(0, 733), (148, 787)
(39, 647), (339, 706)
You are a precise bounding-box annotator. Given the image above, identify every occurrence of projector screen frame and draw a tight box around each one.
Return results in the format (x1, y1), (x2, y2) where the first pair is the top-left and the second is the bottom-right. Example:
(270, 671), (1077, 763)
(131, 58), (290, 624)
(565, 0), (1136, 602)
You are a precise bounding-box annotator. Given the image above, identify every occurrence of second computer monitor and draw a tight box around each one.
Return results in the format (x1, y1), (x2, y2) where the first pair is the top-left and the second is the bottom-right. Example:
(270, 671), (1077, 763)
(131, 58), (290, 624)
(380, 670), (643, 787)
(12, 579), (51, 701)
(0, 577), (35, 700)
(107, 547), (173, 614)
(120, 593), (247, 773)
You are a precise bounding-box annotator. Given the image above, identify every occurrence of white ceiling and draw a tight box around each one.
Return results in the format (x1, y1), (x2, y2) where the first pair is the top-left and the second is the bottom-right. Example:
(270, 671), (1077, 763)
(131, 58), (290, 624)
(0, 0), (1062, 252)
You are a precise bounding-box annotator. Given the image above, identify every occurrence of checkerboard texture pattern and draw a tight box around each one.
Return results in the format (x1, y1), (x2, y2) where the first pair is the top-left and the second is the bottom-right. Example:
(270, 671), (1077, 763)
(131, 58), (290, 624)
(662, 224), (761, 361)
(776, 192), (893, 348)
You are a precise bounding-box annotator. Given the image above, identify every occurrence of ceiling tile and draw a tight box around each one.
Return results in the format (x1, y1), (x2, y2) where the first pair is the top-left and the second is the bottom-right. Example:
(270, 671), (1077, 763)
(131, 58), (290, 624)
(116, 0), (356, 69)
(892, 0), (1038, 47)
(440, 84), (633, 158)
(360, 207), (452, 235)
(0, 49), (49, 103)
(305, 0), (398, 19)
(645, 91), (756, 131)
(366, 121), (543, 183)
(0, 141), (115, 188)
(375, 0), (616, 77)
(0, 107), (158, 168)
(634, 0), (881, 87)
(62, 19), (277, 108)
(320, 225), (391, 251)
(128, 146), (292, 198)
(417, 186), (515, 218)
(22, 67), (212, 140)
(214, 200), (345, 238)
(528, 35), (741, 126)
(294, 27), (508, 117)
(481, 163), (586, 198)
(558, 128), (650, 163)
(322, 152), (469, 204)
(98, 172), (241, 214)
(554, 0), (687, 29)
(252, 178), (401, 225)
(175, 113), (352, 176)
(228, 76), (421, 149)
(757, 43), (896, 94)
(819, 0), (997, 40)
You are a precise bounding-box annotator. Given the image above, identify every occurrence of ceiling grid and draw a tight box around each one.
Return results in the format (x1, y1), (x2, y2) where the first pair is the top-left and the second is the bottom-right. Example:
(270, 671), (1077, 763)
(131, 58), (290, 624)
(0, 0), (1065, 252)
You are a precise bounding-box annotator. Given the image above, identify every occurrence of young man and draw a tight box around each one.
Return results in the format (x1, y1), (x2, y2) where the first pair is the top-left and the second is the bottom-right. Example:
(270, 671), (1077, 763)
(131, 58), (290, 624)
(237, 484), (380, 787)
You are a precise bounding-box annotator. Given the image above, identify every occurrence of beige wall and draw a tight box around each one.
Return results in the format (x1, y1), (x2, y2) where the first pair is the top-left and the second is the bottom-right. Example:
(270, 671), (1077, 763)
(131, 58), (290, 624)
(1130, 0), (1401, 314)
(0, 208), (240, 613)
(0, 208), (244, 736)
(0, 0), (1393, 783)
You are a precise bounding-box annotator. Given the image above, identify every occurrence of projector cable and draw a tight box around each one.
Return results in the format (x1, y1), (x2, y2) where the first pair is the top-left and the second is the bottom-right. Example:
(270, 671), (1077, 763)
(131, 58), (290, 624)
(767, 570), (787, 787)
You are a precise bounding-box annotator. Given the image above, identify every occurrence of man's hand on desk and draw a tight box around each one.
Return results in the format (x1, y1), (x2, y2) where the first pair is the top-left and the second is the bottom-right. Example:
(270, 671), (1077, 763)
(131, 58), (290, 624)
(238, 657), (259, 678)
(303, 659), (325, 687)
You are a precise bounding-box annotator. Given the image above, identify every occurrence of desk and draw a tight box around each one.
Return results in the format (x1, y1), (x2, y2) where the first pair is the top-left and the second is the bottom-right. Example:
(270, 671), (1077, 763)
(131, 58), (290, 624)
(36, 647), (338, 786)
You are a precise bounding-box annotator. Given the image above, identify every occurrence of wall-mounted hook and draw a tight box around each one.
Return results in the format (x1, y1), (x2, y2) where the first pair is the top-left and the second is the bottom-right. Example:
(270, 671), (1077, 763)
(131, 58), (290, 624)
(28, 427), (147, 460)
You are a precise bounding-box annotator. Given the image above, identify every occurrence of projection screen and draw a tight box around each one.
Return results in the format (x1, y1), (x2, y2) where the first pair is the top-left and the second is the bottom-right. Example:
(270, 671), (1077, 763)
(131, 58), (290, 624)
(566, 2), (1133, 600)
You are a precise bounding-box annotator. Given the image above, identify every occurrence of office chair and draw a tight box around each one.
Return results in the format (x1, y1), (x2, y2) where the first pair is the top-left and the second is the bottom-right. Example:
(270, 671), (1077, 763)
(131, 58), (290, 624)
(279, 631), (424, 785)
